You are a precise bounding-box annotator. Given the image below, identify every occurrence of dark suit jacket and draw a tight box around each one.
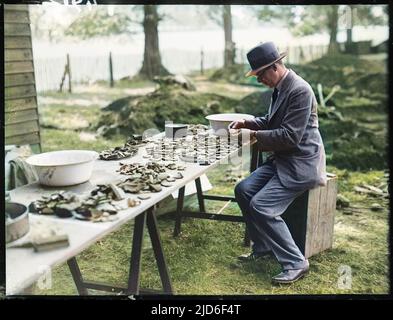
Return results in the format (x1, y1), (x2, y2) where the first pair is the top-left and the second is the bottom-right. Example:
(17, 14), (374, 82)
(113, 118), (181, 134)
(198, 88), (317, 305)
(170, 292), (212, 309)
(244, 70), (327, 191)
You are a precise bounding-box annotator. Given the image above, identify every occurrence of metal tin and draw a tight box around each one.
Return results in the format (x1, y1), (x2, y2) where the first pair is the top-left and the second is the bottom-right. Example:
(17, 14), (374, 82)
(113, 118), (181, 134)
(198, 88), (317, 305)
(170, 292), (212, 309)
(6, 202), (30, 243)
(165, 123), (188, 139)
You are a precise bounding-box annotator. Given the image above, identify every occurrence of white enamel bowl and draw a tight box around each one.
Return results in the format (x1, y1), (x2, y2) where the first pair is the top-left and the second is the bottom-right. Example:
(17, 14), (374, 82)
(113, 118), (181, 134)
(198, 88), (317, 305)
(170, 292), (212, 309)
(205, 113), (255, 136)
(26, 150), (98, 186)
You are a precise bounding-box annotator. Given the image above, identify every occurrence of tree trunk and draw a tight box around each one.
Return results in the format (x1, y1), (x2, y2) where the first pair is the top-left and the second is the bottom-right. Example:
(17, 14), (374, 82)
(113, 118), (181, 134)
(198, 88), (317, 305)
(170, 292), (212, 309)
(223, 5), (235, 67)
(346, 5), (353, 44)
(327, 5), (340, 54)
(346, 5), (354, 53)
(346, 28), (352, 45)
(139, 5), (170, 79)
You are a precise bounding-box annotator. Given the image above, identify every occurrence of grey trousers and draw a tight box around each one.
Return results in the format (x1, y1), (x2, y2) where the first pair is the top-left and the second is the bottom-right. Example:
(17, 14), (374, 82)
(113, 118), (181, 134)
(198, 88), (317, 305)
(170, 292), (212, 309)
(234, 160), (308, 270)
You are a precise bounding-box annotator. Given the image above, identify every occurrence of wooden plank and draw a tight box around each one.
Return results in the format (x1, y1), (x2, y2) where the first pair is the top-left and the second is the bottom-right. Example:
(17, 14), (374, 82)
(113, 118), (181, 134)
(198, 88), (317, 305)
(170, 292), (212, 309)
(4, 4), (29, 11)
(5, 84), (36, 100)
(5, 97), (37, 113)
(319, 177), (336, 253)
(5, 61), (34, 75)
(329, 177), (338, 212)
(5, 36), (32, 49)
(304, 176), (338, 258)
(5, 49), (33, 62)
(5, 120), (39, 138)
(4, 23), (31, 36)
(5, 73), (35, 87)
(4, 10), (30, 23)
(305, 186), (321, 258)
(6, 132), (41, 147)
(311, 186), (323, 257)
(319, 183), (330, 252)
(313, 184), (328, 255)
(5, 109), (39, 125)
(322, 178), (337, 250)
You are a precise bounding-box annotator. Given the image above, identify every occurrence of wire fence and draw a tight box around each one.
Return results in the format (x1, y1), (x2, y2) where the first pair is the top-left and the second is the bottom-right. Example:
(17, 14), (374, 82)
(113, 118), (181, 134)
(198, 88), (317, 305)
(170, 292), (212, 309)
(33, 44), (329, 92)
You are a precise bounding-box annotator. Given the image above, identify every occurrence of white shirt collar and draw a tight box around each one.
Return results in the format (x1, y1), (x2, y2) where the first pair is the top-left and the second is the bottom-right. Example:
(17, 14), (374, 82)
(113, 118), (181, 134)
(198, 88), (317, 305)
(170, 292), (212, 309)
(275, 69), (289, 91)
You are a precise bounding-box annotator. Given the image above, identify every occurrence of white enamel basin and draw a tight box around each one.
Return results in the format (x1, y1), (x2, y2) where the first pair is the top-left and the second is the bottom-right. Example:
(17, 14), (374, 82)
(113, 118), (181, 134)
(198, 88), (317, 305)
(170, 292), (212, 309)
(26, 150), (98, 186)
(206, 113), (255, 136)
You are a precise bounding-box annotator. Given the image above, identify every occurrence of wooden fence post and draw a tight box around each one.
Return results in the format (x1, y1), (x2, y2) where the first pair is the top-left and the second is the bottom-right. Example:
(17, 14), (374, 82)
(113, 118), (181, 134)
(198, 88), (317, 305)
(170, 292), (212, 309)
(59, 53), (72, 93)
(299, 46), (305, 64)
(109, 51), (114, 87)
(200, 48), (204, 75)
(286, 46), (290, 64)
(67, 53), (72, 93)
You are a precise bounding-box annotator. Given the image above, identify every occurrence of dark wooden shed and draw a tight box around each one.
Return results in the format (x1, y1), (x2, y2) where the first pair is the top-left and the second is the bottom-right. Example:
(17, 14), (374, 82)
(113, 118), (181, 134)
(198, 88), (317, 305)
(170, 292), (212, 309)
(5, 4), (41, 153)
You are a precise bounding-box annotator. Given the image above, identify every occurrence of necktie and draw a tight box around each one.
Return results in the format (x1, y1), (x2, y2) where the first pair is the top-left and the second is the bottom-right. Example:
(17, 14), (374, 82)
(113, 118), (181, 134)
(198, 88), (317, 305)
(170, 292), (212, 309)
(269, 88), (279, 115)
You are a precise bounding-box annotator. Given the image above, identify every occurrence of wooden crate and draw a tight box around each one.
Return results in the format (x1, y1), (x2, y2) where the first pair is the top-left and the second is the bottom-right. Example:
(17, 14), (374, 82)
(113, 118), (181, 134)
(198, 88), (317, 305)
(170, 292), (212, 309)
(282, 174), (338, 258)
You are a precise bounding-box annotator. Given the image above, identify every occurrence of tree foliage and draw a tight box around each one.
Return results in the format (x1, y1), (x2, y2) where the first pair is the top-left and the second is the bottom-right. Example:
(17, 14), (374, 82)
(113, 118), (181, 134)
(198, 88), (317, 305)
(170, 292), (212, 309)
(29, 5), (69, 42)
(346, 5), (388, 27)
(256, 5), (387, 37)
(258, 5), (339, 37)
(256, 5), (388, 53)
(58, 5), (170, 79)
(64, 6), (137, 39)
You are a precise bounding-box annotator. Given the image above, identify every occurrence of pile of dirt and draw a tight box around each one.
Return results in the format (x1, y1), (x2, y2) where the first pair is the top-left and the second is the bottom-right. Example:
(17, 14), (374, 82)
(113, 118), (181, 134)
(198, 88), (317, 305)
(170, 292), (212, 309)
(95, 78), (238, 137)
(234, 89), (272, 116)
(319, 118), (386, 171)
(289, 53), (387, 95)
(211, 54), (387, 95)
(304, 53), (386, 73)
(351, 73), (387, 95)
(153, 74), (196, 91)
(210, 64), (249, 83)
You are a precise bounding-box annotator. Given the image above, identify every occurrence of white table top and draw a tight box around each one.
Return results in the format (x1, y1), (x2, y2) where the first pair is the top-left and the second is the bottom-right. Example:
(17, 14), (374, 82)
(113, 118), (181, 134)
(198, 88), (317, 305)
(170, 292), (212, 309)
(6, 132), (254, 295)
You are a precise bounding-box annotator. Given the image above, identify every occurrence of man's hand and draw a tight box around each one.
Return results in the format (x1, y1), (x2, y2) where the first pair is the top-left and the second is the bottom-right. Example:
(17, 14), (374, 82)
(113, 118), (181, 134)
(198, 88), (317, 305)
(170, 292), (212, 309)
(244, 129), (257, 141)
(228, 119), (246, 130)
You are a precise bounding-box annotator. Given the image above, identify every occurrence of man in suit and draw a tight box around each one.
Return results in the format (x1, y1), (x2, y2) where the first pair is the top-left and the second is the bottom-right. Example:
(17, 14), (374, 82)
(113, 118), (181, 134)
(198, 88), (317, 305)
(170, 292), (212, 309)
(230, 42), (327, 284)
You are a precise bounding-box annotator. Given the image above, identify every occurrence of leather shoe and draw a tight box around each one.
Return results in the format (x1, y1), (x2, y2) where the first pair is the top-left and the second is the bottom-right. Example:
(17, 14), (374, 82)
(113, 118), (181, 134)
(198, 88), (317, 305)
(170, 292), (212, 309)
(272, 261), (310, 284)
(237, 251), (272, 262)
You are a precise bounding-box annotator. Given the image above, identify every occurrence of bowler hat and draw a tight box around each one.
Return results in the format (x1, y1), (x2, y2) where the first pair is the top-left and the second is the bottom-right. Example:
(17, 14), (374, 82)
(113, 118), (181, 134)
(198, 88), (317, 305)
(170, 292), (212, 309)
(245, 42), (287, 77)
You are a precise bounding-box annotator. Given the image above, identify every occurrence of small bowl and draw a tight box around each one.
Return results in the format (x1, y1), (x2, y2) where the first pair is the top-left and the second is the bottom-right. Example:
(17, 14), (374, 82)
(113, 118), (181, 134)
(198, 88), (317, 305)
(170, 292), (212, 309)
(26, 150), (98, 187)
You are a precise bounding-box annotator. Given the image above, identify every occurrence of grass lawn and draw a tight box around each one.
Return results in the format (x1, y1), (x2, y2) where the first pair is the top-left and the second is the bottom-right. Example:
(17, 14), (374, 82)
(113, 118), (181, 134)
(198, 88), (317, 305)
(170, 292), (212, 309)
(28, 80), (389, 295)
